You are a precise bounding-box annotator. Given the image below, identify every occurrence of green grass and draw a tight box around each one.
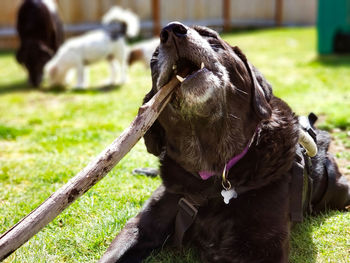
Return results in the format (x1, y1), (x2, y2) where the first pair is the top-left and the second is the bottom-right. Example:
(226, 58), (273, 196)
(0, 27), (349, 262)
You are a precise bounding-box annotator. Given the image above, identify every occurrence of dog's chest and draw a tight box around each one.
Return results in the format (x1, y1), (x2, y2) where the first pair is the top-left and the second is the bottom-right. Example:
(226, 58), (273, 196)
(184, 201), (242, 258)
(159, 109), (229, 173)
(183, 184), (290, 261)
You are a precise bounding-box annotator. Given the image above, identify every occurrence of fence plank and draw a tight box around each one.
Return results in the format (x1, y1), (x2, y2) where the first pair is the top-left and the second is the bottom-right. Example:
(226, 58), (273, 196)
(223, 0), (231, 32)
(152, 0), (160, 36)
(275, 0), (283, 26)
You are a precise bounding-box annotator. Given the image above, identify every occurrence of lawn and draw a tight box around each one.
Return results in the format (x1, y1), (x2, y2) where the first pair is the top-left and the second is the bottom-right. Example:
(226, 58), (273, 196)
(0, 27), (349, 262)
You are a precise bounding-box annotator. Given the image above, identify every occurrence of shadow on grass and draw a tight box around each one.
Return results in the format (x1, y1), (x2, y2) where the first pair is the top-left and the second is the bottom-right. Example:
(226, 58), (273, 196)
(68, 84), (122, 94)
(289, 211), (343, 263)
(0, 80), (33, 95)
(314, 55), (350, 67)
(290, 217), (318, 263)
(0, 80), (122, 95)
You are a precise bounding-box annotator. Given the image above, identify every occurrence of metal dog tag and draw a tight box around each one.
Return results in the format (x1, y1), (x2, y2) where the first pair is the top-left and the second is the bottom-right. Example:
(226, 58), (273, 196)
(220, 164), (237, 204)
(221, 188), (237, 204)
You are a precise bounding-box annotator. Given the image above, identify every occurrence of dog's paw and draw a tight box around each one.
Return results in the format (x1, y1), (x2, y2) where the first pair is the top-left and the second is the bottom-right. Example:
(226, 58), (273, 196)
(101, 78), (126, 87)
(101, 78), (116, 87)
(118, 77), (128, 85)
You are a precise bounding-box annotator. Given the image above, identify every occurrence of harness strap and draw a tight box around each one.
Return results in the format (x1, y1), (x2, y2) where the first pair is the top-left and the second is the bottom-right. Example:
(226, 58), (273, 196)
(173, 198), (198, 247)
(289, 157), (305, 222)
(289, 145), (312, 223)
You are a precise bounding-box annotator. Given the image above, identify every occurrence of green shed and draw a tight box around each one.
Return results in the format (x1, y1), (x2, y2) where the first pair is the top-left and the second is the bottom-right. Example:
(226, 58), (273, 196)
(317, 0), (350, 54)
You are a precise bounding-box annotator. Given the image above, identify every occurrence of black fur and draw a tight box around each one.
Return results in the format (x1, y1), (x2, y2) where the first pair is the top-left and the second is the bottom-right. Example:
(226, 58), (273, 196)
(99, 23), (350, 263)
(16, 0), (64, 87)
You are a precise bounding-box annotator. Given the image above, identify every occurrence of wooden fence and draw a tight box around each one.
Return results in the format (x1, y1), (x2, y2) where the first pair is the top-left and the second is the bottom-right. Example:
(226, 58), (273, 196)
(0, 0), (316, 49)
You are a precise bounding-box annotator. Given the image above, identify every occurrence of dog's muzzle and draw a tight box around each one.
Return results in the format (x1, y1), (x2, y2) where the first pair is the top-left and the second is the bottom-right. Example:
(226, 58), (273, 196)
(154, 22), (227, 117)
(160, 22), (188, 45)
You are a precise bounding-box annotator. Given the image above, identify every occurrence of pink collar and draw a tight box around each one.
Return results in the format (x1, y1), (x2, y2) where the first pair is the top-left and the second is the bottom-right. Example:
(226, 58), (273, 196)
(199, 127), (260, 180)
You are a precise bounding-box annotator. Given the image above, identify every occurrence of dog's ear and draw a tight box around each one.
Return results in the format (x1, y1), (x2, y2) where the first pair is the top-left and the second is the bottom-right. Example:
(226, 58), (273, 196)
(249, 64), (272, 120)
(232, 46), (272, 120)
(142, 89), (166, 156)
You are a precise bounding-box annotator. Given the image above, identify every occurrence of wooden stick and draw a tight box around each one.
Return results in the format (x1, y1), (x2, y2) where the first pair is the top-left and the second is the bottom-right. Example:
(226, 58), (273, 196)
(0, 76), (180, 260)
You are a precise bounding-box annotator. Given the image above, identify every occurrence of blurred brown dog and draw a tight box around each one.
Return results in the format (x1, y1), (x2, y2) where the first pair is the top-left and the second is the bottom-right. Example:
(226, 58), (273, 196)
(128, 38), (159, 67)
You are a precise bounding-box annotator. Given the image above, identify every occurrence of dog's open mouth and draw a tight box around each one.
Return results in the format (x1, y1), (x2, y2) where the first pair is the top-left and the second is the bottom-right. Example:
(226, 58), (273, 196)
(172, 58), (207, 84)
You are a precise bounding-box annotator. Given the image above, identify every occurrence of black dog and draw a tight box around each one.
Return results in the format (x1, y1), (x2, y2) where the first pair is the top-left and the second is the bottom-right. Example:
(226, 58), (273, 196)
(100, 23), (350, 263)
(16, 0), (64, 87)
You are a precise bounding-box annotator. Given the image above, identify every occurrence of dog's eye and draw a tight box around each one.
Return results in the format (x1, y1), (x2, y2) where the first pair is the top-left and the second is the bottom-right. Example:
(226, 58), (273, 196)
(194, 26), (218, 39)
(150, 47), (159, 67)
(208, 39), (224, 51)
(150, 57), (158, 67)
(194, 26), (224, 51)
(200, 31), (218, 39)
(152, 47), (159, 57)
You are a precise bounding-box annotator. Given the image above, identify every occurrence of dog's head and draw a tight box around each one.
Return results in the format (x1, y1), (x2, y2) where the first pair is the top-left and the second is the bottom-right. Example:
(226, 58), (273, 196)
(16, 40), (54, 87)
(145, 23), (274, 164)
(150, 22), (272, 121)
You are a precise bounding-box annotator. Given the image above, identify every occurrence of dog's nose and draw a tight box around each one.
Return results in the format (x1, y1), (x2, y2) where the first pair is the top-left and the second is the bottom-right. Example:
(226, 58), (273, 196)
(160, 22), (187, 44)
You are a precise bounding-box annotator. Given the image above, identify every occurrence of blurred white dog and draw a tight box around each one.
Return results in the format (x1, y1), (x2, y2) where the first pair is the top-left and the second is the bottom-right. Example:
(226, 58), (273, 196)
(45, 7), (139, 88)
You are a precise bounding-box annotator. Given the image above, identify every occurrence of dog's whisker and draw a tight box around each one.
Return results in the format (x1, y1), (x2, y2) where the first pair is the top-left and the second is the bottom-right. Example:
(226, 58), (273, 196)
(235, 88), (248, 95)
(230, 84), (248, 98)
(229, 114), (240, 120)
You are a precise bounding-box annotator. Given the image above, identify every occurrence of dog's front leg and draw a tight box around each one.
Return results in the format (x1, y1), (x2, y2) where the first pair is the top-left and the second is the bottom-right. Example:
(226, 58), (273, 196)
(108, 60), (118, 86)
(118, 58), (128, 84)
(98, 185), (180, 263)
(76, 62), (87, 89)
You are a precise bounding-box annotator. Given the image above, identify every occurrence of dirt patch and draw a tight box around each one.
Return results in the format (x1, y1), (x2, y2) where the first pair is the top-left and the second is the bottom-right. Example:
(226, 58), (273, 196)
(329, 138), (350, 182)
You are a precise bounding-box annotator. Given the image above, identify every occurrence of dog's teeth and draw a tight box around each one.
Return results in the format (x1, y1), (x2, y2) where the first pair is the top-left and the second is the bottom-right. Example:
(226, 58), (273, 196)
(172, 65), (177, 70)
(176, 75), (185, 83)
(201, 62), (205, 69)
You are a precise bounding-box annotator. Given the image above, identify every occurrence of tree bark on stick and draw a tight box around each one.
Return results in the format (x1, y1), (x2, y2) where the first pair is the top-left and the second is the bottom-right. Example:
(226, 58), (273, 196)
(0, 77), (180, 260)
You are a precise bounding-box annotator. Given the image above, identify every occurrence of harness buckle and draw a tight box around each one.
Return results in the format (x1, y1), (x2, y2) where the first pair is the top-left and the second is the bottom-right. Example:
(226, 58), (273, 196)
(178, 198), (198, 219)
